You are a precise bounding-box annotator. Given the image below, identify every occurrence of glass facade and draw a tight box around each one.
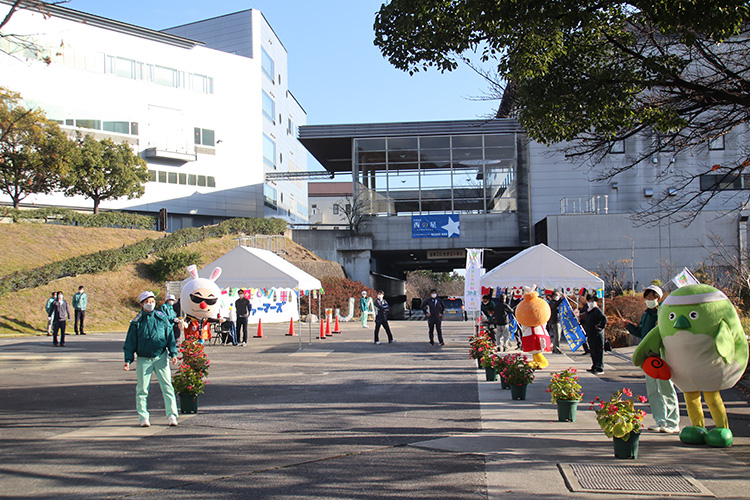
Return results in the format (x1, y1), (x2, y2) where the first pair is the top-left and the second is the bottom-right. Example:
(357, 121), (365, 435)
(354, 133), (517, 215)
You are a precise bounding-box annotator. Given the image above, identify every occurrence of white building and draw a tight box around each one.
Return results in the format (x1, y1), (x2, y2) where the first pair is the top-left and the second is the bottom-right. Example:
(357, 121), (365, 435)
(0, 1), (307, 230)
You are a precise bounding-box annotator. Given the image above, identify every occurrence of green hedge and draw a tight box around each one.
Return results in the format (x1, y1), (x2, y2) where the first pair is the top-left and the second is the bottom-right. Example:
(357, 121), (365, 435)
(0, 206), (155, 229)
(0, 217), (287, 294)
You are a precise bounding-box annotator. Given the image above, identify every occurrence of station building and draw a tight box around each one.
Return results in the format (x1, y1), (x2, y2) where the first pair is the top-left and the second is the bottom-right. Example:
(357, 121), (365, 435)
(0, 1), (308, 230)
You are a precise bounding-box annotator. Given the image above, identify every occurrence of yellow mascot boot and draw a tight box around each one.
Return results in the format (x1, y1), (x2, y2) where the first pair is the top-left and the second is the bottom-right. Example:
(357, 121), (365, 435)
(532, 353), (549, 369)
(704, 391), (733, 447)
(680, 391), (708, 445)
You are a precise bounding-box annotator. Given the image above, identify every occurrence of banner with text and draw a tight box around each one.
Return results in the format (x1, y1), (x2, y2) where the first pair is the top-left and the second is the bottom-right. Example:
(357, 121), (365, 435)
(559, 297), (587, 351)
(411, 214), (461, 238)
(464, 248), (483, 312)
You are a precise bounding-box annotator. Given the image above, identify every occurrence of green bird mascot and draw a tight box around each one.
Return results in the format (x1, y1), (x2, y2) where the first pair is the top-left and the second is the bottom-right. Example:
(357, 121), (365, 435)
(633, 284), (748, 447)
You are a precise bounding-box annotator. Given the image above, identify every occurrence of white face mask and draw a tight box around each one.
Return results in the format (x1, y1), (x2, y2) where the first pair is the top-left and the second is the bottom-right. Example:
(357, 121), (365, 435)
(431, 294), (437, 299)
(58, 295), (63, 301)
(377, 295), (384, 300)
(553, 295), (560, 301)
(645, 299), (659, 309)
(587, 302), (595, 309)
(143, 303), (155, 312)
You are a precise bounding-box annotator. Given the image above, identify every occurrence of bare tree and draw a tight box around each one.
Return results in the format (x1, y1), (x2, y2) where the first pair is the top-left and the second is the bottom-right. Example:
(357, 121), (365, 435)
(1, 1), (70, 62)
(337, 190), (370, 235)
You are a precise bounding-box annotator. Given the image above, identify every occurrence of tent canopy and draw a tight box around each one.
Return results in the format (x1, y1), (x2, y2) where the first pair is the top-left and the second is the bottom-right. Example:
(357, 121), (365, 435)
(184, 246), (322, 290)
(481, 244), (604, 291)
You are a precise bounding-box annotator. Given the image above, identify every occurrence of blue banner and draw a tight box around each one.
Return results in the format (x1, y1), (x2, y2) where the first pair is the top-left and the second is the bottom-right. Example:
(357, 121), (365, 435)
(411, 214), (461, 238)
(559, 297), (587, 351)
(508, 312), (518, 340)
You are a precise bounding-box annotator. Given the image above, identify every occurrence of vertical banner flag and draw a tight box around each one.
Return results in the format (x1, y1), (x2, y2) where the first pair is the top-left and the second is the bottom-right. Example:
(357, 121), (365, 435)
(507, 312), (519, 341)
(672, 267), (700, 288)
(559, 297), (587, 352)
(464, 248), (483, 312)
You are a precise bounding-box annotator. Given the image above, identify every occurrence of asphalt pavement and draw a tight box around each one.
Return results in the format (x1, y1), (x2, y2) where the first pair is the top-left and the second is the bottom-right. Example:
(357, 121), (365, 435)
(1, 320), (749, 499)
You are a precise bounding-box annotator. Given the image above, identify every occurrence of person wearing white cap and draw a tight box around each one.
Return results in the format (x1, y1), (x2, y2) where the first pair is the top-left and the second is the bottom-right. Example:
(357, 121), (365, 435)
(158, 293), (181, 341)
(123, 291), (179, 428)
(626, 284), (680, 433)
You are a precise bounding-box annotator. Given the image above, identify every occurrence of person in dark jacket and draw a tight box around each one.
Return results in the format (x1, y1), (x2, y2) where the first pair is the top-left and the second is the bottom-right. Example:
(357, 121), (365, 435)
(44, 291), (56, 336)
(493, 294), (514, 351)
(625, 285), (679, 433)
(581, 293), (607, 374)
(50, 291), (71, 347)
(422, 289), (445, 346)
(373, 290), (394, 344)
(547, 290), (564, 353)
(234, 289), (252, 346)
(123, 291), (178, 428)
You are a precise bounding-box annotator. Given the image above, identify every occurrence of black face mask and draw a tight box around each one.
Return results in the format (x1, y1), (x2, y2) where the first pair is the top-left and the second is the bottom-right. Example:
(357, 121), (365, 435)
(190, 294), (217, 305)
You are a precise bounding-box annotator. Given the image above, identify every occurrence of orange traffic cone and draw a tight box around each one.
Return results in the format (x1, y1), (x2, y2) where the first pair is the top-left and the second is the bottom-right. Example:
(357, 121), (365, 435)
(325, 316), (332, 337)
(286, 317), (297, 336)
(254, 318), (265, 338)
(318, 318), (326, 339)
(332, 315), (341, 334)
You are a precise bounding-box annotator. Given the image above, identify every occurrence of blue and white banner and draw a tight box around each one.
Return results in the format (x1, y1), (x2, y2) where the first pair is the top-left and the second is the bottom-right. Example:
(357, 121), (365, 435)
(559, 297), (587, 351)
(411, 214), (460, 238)
(464, 248), (483, 312)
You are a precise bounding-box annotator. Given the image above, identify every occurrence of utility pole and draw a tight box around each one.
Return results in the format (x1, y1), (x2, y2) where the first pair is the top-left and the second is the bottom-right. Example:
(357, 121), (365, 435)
(624, 236), (635, 294)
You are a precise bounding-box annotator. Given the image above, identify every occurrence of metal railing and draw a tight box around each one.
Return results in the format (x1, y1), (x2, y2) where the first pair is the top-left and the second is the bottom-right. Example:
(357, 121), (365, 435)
(233, 234), (287, 255)
(560, 195), (609, 215)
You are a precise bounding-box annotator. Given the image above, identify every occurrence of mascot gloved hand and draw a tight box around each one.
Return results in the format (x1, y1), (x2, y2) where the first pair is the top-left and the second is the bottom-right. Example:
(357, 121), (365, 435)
(633, 284), (749, 447)
(515, 286), (552, 369)
(180, 264), (223, 343)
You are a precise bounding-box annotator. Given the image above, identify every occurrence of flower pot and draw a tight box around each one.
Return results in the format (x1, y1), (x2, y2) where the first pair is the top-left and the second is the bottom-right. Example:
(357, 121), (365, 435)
(484, 367), (498, 381)
(510, 383), (528, 400)
(613, 431), (640, 459)
(556, 399), (580, 422)
(179, 393), (199, 414)
(501, 376), (510, 390)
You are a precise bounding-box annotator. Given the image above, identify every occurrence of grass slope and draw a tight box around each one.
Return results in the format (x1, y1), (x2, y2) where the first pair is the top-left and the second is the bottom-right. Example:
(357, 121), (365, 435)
(0, 225), (339, 335)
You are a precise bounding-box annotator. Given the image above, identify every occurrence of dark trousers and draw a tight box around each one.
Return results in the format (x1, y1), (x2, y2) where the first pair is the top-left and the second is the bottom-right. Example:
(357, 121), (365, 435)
(222, 320), (237, 345)
(587, 331), (604, 371)
(374, 319), (393, 342)
(74, 309), (85, 334)
(428, 319), (444, 344)
(173, 323), (181, 342)
(237, 316), (248, 343)
(53, 320), (66, 346)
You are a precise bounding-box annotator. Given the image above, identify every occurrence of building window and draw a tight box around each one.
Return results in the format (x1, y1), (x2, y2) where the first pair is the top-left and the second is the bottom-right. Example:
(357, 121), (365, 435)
(700, 173), (745, 191)
(148, 170), (156, 182)
(264, 184), (277, 209)
(193, 74), (213, 94)
(103, 121), (130, 134)
(207, 176), (216, 188)
(261, 47), (275, 82)
(287, 117), (293, 135)
(263, 134), (276, 168)
(197, 175), (206, 187)
(262, 91), (275, 123)
(332, 204), (339, 215)
(76, 119), (101, 130)
(194, 128), (215, 147)
(116, 57), (136, 79)
(709, 135), (725, 150)
(167, 172), (177, 184)
(178, 173), (187, 185)
(158, 171), (167, 183)
(609, 140), (625, 154)
(154, 66), (177, 87)
(188, 174), (196, 186)
(296, 202), (308, 218)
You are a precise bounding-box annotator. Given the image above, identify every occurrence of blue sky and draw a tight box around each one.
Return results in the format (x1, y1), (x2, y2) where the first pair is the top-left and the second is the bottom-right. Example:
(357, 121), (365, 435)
(65, 0), (498, 127)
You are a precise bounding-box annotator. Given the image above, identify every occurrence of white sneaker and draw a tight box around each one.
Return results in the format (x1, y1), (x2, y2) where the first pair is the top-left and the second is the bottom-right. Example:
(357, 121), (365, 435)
(241, 342), (246, 346)
(139, 418), (150, 427)
(375, 341), (381, 345)
(648, 425), (662, 432)
(660, 426), (679, 434)
(167, 415), (178, 427)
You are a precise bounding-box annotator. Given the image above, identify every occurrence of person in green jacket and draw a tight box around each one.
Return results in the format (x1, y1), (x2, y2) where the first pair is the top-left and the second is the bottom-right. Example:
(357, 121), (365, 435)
(158, 294), (181, 342)
(626, 285), (680, 433)
(360, 291), (372, 328)
(72, 285), (88, 335)
(123, 291), (179, 428)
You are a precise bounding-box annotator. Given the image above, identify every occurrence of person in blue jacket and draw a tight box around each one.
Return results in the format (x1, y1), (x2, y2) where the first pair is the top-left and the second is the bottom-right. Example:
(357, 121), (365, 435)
(123, 291), (179, 428)
(422, 289), (445, 346)
(373, 290), (395, 344)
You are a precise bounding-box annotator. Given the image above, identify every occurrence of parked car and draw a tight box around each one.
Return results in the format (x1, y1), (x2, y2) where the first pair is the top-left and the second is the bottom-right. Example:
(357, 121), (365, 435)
(442, 297), (467, 321)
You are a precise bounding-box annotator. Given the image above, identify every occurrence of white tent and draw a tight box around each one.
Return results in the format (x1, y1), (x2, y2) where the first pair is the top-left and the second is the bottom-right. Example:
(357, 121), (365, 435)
(481, 244), (604, 291)
(187, 246), (322, 290)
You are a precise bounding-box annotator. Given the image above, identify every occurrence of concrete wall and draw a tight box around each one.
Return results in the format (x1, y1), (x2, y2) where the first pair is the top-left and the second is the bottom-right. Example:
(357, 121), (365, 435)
(544, 211), (739, 288)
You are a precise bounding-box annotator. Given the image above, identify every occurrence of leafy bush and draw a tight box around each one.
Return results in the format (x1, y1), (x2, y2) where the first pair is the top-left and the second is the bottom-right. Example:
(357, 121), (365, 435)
(0, 206), (155, 229)
(172, 339), (210, 396)
(299, 276), (376, 316)
(0, 216), (287, 294)
(151, 250), (203, 282)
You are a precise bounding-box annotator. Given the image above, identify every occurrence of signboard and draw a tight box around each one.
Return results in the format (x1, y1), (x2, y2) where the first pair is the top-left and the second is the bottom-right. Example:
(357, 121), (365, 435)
(464, 248), (483, 312)
(559, 297), (587, 351)
(672, 267), (699, 288)
(411, 214), (460, 238)
(426, 249), (466, 260)
(220, 287), (299, 324)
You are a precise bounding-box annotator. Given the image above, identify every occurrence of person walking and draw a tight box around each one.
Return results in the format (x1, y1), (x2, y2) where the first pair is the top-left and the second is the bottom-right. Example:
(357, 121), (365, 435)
(423, 290), (445, 346)
(123, 291), (179, 428)
(547, 290), (564, 353)
(234, 289), (251, 346)
(50, 291), (71, 347)
(360, 291), (372, 328)
(373, 290), (394, 344)
(72, 285), (88, 335)
(493, 294), (514, 351)
(581, 293), (607, 374)
(626, 285), (680, 433)
(44, 291), (56, 336)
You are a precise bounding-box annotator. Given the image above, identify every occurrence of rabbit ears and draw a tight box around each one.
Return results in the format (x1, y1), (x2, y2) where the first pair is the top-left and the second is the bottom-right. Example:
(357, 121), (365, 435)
(186, 265), (222, 282)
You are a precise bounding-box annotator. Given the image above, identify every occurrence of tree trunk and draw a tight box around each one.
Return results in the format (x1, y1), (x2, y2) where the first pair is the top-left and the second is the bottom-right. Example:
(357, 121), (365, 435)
(93, 198), (100, 214)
